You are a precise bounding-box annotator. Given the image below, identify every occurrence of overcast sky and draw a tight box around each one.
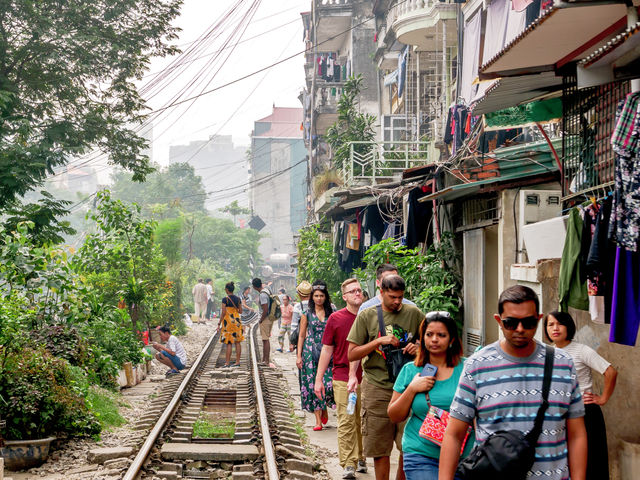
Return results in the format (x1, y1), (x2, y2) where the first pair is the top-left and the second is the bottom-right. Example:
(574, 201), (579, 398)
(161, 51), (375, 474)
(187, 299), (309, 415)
(145, 0), (309, 165)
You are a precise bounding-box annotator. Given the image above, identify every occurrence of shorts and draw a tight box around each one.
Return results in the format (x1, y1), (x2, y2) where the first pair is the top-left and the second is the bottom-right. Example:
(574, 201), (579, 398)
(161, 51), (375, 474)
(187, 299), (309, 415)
(160, 350), (185, 370)
(259, 317), (274, 338)
(361, 377), (405, 458)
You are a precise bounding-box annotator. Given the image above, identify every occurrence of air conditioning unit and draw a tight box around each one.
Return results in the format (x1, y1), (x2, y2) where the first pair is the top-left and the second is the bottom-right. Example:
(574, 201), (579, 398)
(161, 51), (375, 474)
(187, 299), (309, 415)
(517, 190), (562, 263)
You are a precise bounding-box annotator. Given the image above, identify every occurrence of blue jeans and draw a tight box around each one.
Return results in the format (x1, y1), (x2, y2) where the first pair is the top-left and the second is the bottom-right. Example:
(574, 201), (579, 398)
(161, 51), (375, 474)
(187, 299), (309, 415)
(161, 350), (185, 370)
(403, 453), (464, 480)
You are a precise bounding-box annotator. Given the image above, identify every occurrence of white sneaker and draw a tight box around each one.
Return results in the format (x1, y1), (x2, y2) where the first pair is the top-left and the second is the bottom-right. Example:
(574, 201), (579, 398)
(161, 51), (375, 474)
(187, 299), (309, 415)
(342, 466), (356, 479)
(356, 460), (367, 473)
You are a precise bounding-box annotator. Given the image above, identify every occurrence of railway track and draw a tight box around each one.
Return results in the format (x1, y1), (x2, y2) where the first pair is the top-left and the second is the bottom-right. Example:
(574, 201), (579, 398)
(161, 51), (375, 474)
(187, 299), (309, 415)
(120, 321), (314, 480)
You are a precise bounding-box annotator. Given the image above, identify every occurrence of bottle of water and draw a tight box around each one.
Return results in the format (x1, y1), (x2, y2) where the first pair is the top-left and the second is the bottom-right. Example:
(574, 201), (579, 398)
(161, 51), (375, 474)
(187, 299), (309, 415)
(346, 391), (357, 415)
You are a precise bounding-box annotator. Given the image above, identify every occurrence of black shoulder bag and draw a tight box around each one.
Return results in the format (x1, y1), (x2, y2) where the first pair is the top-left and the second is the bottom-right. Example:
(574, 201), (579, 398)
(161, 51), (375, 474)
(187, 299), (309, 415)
(377, 305), (413, 383)
(457, 345), (555, 480)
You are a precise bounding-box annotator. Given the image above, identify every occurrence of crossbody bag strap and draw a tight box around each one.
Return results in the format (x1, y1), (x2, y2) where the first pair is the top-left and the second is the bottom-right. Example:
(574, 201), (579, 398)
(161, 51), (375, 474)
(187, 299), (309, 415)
(376, 304), (386, 340)
(526, 345), (555, 443)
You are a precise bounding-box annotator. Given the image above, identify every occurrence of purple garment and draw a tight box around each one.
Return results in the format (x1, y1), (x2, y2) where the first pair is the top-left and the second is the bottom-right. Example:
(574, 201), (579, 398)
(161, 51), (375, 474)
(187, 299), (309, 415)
(609, 247), (640, 345)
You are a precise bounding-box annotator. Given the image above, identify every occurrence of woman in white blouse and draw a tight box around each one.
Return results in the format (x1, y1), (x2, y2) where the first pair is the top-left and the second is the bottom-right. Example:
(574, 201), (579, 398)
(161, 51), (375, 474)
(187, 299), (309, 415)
(545, 311), (617, 480)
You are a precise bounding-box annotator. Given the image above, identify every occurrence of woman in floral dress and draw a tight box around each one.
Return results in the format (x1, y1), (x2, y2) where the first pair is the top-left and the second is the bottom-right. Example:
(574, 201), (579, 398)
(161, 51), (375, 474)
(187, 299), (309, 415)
(218, 281), (244, 367)
(296, 279), (335, 430)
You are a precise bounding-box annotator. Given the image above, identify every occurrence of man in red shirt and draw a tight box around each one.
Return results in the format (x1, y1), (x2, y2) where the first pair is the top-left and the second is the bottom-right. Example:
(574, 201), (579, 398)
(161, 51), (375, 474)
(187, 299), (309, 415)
(314, 278), (367, 479)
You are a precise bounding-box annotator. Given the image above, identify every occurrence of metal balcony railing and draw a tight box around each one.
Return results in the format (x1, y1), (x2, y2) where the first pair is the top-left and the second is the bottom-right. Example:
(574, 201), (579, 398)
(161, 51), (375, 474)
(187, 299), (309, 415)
(317, 0), (353, 6)
(343, 141), (433, 185)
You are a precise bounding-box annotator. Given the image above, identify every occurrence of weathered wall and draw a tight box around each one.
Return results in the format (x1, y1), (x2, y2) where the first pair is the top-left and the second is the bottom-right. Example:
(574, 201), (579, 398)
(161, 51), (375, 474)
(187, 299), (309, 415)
(567, 307), (640, 480)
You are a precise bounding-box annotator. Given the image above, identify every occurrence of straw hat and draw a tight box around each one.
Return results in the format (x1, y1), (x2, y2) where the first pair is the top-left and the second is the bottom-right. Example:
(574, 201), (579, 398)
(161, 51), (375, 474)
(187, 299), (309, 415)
(296, 281), (312, 297)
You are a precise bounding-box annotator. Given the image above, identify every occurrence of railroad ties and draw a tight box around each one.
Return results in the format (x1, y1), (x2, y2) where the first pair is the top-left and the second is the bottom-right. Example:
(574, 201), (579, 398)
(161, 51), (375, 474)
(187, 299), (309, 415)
(122, 321), (315, 480)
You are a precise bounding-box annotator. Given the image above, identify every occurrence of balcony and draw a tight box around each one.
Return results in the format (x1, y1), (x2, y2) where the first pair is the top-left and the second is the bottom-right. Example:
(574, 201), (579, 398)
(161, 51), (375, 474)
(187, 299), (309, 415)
(314, 81), (344, 134)
(342, 141), (434, 186)
(315, 0), (353, 52)
(388, 0), (457, 50)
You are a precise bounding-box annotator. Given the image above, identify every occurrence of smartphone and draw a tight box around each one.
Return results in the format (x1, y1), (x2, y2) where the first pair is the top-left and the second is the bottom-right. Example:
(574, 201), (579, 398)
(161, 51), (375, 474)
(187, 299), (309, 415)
(420, 363), (438, 377)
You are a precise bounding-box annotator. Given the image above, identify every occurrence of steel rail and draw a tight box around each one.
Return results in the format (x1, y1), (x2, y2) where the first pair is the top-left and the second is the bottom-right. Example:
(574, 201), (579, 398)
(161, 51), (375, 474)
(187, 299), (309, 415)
(249, 322), (280, 480)
(122, 331), (219, 480)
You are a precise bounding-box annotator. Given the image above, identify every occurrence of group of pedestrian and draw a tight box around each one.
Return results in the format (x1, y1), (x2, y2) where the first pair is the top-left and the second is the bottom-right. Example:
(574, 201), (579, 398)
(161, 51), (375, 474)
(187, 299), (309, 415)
(161, 264), (617, 480)
(284, 263), (616, 480)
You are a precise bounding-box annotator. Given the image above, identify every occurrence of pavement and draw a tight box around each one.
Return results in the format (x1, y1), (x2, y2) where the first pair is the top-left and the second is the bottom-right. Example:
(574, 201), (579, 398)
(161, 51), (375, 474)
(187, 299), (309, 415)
(267, 327), (401, 479)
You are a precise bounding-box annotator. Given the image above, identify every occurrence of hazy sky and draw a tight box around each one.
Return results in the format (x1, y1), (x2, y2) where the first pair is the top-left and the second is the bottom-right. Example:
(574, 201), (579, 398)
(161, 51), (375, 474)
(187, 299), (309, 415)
(145, 0), (309, 165)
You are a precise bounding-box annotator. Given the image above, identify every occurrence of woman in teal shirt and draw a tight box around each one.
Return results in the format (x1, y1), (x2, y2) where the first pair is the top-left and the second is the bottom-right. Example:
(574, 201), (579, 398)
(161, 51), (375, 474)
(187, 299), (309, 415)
(388, 312), (473, 480)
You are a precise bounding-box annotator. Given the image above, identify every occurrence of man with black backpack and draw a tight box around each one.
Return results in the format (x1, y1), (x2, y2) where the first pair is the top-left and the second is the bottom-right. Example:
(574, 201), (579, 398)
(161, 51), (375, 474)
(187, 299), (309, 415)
(252, 277), (281, 365)
(439, 285), (587, 480)
(347, 275), (423, 480)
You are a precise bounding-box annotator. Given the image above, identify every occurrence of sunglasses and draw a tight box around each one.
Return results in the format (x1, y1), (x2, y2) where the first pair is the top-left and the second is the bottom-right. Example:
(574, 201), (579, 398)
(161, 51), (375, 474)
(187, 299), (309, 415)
(425, 311), (451, 320)
(501, 316), (539, 330)
(312, 285), (327, 291)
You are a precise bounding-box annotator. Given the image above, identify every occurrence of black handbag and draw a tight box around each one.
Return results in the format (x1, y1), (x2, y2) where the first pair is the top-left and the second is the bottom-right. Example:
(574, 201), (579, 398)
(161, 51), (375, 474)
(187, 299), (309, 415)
(376, 305), (413, 383)
(456, 345), (555, 480)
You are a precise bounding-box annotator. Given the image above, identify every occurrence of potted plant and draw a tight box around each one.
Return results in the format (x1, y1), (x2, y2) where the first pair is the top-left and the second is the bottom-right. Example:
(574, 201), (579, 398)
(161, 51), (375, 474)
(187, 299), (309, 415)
(0, 346), (101, 470)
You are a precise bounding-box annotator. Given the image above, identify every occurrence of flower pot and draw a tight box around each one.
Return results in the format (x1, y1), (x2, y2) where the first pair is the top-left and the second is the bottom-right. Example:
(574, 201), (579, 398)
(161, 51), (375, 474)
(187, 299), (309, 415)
(0, 436), (56, 471)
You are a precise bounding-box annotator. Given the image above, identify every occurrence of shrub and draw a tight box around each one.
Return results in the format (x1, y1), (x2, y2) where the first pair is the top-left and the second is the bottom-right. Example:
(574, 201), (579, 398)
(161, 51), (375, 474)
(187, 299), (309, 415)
(0, 346), (101, 440)
(82, 312), (146, 368)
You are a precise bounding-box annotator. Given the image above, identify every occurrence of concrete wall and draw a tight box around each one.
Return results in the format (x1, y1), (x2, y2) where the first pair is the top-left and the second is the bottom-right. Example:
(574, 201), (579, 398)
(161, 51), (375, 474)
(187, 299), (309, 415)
(568, 307), (640, 480)
(510, 258), (640, 480)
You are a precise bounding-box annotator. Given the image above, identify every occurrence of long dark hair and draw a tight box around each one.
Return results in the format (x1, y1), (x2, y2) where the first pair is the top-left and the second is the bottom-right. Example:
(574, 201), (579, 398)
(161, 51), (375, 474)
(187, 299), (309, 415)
(414, 313), (463, 368)
(308, 279), (333, 319)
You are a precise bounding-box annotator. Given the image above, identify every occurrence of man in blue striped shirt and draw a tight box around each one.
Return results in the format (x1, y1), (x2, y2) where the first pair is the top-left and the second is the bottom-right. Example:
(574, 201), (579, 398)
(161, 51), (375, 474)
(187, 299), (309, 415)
(439, 285), (587, 480)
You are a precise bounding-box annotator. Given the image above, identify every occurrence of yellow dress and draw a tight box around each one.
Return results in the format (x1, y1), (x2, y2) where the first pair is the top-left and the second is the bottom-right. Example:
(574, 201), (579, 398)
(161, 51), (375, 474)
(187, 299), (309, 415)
(221, 295), (245, 344)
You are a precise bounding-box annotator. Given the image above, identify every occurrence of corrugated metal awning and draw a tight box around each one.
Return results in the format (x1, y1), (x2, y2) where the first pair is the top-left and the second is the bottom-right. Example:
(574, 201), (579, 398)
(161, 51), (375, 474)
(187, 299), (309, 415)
(480, 2), (628, 79)
(339, 196), (378, 210)
(472, 72), (562, 115)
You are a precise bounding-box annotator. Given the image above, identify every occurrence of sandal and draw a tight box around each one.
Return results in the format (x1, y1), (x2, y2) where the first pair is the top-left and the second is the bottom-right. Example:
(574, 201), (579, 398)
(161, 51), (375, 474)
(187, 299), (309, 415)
(313, 425), (323, 431)
(321, 409), (328, 425)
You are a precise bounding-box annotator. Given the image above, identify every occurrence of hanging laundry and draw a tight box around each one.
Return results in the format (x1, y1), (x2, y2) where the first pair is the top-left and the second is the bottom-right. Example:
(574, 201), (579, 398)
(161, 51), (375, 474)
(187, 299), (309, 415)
(609, 92), (640, 251)
(558, 208), (589, 312)
(405, 188), (433, 249)
(346, 222), (360, 250)
(586, 196), (615, 324)
(609, 247), (640, 346)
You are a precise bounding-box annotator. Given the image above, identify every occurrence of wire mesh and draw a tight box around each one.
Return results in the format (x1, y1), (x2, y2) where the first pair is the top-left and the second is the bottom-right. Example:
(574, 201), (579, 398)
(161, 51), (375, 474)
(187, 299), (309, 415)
(562, 76), (629, 199)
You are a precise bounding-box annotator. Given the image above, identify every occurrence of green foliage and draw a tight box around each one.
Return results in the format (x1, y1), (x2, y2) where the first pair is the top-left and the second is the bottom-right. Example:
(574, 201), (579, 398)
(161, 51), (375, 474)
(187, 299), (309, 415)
(0, 346), (101, 440)
(110, 163), (207, 217)
(156, 218), (183, 265)
(0, 0), (181, 211)
(74, 190), (167, 331)
(193, 414), (235, 439)
(86, 386), (128, 431)
(0, 222), (91, 329)
(81, 312), (146, 369)
(326, 75), (377, 172)
(297, 225), (348, 306)
(353, 234), (461, 318)
(2, 192), (75, 246)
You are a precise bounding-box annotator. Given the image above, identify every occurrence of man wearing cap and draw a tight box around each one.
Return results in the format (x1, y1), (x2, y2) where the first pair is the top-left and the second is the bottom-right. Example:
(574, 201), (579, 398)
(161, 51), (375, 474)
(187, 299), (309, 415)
(152, 326), (188, 375)
(291, 280), (312, 343)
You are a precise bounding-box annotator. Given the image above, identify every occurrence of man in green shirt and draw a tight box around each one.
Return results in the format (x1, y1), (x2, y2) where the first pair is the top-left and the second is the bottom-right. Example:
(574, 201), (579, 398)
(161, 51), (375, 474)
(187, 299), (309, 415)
(347, 275), (424, 480)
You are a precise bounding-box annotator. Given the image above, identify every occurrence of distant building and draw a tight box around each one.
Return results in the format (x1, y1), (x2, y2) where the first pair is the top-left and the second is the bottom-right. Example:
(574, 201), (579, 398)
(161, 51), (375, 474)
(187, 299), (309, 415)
(169, 135), (247, 211)
(249, 106), (307, 257)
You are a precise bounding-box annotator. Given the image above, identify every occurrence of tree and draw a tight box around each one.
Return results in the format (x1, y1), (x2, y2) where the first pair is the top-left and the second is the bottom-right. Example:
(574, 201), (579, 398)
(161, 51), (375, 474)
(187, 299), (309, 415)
(111, 162), (207, 217)
(0, 0), (181, 213)
(325, 75), (377, 172)
(74, 190), (166, 332)
(220, 200), (250, 225)
(297, 225), (348, 306)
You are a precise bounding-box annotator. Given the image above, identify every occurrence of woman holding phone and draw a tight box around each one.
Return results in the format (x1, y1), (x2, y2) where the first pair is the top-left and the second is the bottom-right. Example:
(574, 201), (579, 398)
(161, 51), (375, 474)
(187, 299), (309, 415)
(388, 312), (473, 480)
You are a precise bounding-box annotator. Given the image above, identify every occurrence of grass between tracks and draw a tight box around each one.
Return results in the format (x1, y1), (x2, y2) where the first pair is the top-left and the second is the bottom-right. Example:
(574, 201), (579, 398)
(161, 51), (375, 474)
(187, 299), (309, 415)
(287, 396), (314, 458)
(193, 414), (235, 438)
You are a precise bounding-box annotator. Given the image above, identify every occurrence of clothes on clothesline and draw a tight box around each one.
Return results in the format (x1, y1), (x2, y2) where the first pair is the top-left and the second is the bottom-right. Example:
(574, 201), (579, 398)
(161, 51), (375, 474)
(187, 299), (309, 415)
(333, 206), (386, 273)
(610, 247), (640, 346)
(405, 187), (433, 250)
(609, 92), (640, 252)
(316, 53), (347, 82)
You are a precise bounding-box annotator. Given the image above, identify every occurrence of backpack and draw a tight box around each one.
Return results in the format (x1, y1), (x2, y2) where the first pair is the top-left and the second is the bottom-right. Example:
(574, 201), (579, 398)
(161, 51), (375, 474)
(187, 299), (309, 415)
(264, 288), (282, 320)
